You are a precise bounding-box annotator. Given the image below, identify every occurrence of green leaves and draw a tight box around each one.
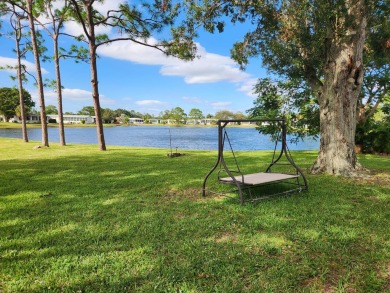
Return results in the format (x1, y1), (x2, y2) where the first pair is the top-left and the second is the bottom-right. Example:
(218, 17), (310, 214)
(247, 78), (319, 142)
(0, 87), (35, 120)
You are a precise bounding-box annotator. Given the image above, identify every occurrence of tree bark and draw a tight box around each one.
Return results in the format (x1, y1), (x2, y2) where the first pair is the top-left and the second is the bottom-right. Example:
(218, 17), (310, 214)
(311, 1), (366, 175)
(15, 16), (28, 143)
(85, 2), (106, 151)
(53, 34), (66, 146)
(26, 0), (49, 147)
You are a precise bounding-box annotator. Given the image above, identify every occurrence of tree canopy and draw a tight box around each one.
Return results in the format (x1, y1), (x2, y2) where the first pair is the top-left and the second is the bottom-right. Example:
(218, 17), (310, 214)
(188, 0), (390, 175)
(0, 87), (34, 121)
(45, 105), (58, 114)
(188, 108), (204, 119)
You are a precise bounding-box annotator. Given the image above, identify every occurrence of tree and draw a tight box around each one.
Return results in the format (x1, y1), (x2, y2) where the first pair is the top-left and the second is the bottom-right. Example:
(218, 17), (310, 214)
(190, 0), (389, 175)
(247, 78), (320, 142)
(1, 3), (31, 142)
(101, 108), (115, 123)
(78, 106), (95, 116)
(45, 105), (58, 114)
(356, 62), (390, 150)
(129, 110), (143, 118)
(142, 113), (153, 123)
(248, 69), (388, 149)
(233, 112), (247, 120)
(26, 0), (49, 146)
(188, 108), (204, 120)
(214, 110), (235, 120)
(6, 0), (50, 146)
(169, 107), (186, 124)
(34, 0), (71, 146)
(113, 108), (131, 118)
(0, 87), (35, 121)
(68, 0), (197, 150)
(160, 109), (171, 120)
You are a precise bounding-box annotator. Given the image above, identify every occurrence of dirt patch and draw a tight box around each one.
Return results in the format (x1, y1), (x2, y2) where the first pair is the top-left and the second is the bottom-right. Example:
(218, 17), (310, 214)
(165, 188), (203, 200)
(349, 170), (390, 186)
(214, 232), (239, 244)
(379, 262), (390, 291)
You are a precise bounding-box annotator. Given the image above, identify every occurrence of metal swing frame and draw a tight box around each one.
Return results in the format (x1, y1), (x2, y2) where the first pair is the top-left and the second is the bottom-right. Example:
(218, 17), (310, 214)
(202, 119), (308, 204)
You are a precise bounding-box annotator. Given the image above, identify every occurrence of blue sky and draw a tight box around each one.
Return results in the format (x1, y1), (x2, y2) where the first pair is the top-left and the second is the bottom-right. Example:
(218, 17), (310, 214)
(0, 1), (268, 117)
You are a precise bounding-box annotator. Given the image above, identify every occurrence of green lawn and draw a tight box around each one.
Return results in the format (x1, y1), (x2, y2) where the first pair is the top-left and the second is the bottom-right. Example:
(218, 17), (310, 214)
(0, 138), (389, 292)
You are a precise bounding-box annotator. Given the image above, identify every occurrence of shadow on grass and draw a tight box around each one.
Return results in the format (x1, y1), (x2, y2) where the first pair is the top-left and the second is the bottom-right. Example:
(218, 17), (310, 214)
(0, 144), (389, 292)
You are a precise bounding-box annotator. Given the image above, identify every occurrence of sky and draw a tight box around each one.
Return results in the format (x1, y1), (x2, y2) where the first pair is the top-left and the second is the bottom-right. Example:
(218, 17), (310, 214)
(0, 1), (269, 117)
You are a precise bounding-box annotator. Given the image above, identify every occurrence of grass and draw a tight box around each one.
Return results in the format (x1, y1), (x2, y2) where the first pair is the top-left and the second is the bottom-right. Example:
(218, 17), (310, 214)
(0, 138), (389, 292)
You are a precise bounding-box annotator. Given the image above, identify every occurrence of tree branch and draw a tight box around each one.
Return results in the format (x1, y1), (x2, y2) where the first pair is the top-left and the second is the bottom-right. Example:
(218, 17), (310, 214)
(96, 36), (168, 55)
(69, 0), (91, 40)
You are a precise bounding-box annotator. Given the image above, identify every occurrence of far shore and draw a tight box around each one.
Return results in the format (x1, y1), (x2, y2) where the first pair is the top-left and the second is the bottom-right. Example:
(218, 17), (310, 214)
(0, 122), (257, 129)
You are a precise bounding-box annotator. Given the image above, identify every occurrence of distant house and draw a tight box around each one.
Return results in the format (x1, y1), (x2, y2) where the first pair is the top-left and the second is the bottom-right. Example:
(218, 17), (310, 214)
(7, 114), (40, 123)
(128, 118), (144, 124)
(46, 114), (95, 124)
(200, 118), (217, 125)
(149, 118), (164, 124)
(186, 119), (201, 125)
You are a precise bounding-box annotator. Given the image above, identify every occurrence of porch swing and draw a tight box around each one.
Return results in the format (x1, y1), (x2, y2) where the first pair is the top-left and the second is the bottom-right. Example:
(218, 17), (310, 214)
(202, 119), (308, 204)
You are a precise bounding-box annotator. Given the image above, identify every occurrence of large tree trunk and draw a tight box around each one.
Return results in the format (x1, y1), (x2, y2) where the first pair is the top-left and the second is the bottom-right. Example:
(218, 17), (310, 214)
(26, 0), (49, 147)
(53, 34), (66, 146)
(89, 45), (106, 151)
(85, 3), (106, 151)
(311, 1), (366, 175)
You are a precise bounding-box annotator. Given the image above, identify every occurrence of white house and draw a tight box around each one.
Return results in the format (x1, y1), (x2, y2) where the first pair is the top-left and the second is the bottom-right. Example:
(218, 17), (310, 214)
(149, 118), (164, 124)
(128, 117), (144, 124)
(200, 118), (217, 125)
(5, 114), (40, 123)
(46, 114), (95, 124)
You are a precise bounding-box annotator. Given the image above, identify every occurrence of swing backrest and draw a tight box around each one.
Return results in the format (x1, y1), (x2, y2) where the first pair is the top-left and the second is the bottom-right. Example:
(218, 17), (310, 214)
(218, 120), (300, 176)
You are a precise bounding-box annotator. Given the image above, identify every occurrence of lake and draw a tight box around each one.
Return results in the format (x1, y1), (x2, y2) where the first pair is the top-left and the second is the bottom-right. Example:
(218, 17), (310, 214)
(0, 126), (319, 151)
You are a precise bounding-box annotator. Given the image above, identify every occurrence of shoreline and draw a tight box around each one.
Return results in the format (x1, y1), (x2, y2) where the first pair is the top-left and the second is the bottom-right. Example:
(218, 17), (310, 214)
(0, 122), (257, 129)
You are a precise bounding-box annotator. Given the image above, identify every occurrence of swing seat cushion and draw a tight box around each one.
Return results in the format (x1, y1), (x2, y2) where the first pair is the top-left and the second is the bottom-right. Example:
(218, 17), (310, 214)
(219, 172), (299, 186)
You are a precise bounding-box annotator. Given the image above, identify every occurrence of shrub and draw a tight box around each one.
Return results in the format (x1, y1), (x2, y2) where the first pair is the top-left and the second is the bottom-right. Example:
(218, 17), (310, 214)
(356, 113), (390, 154)
(371, 120), (390, 154)
(48, 118), (57, 123)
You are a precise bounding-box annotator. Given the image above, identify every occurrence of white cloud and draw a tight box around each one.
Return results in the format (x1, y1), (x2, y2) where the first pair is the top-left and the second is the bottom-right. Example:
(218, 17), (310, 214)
(183, 96), (203, 104)
(31, 88), (115, 112)
(209, 102), (232, 110)
(63, 20), (112, 38)
(160, 47), (250, 84)
(62, 0), (126, 37)
(63, 88), (92, 99)
(94, 0), (127, 15)
(97, 39), (250, 85)
(97, 37), (167, 65)
(238, 78), (258, 97)
(136, 99), (165, 106)
(63, 21), (85, 37)
(0, 56), (49, 74)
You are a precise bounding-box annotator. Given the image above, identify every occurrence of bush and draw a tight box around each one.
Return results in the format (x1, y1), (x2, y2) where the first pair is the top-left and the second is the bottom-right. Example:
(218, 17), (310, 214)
(80, 119), (86, 124)
(356, 116), (390, 154)
(48, 118), (57, 123)
(371, 120), (390, 154)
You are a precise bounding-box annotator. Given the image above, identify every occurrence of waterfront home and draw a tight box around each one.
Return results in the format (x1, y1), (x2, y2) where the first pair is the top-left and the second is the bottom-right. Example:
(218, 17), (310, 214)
(4, 114), (40, 123)
(149, 118), (164, 124)
(200, 118), (217, 125)
(46, 114), (95, 124)
(128, 118), (144, 124)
